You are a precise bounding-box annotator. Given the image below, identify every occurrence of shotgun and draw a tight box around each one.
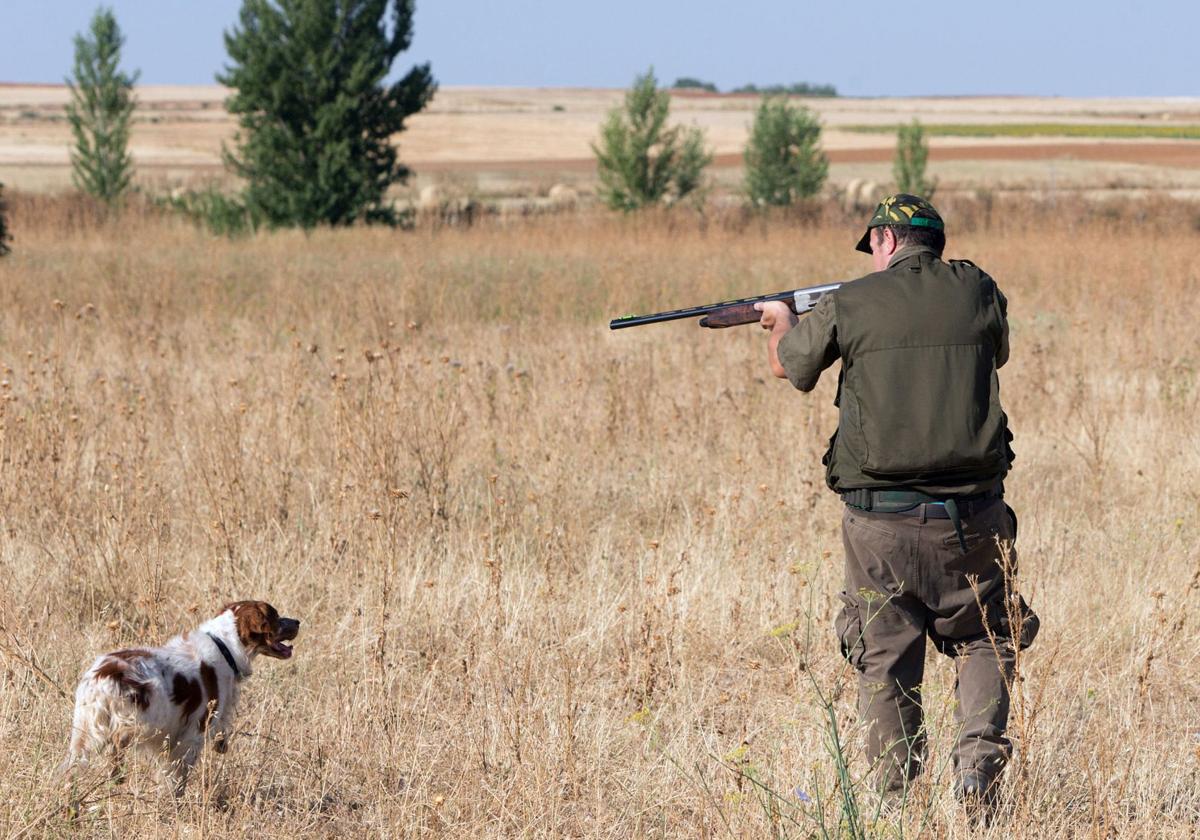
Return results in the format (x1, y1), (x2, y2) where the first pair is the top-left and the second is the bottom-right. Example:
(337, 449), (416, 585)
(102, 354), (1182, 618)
(609, 281), (843, 330)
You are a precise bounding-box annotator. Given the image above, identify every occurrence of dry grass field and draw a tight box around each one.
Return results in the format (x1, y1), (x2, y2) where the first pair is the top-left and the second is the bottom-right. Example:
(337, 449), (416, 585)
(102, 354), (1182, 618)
(0, 195), (1197, 838)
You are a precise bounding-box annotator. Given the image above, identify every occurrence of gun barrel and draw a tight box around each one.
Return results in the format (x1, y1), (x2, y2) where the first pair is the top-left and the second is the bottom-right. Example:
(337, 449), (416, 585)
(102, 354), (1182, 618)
(609, 282), (843, 330)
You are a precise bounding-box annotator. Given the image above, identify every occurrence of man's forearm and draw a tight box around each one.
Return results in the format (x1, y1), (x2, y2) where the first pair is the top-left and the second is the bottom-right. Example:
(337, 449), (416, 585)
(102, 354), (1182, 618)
(755, 300), (799, 379)
(774, 295), (838, 391)
(767, 327), (790, 378)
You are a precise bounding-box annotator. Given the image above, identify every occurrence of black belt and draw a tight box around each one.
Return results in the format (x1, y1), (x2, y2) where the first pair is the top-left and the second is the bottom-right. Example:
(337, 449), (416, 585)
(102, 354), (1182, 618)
(841, 487), (1002, 552)
(840, 487), (1000, 514)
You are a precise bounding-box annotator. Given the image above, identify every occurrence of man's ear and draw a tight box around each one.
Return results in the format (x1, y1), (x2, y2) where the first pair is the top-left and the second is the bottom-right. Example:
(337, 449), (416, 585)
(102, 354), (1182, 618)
(870, 226), (891, 253)
(882, 226), (898, 253)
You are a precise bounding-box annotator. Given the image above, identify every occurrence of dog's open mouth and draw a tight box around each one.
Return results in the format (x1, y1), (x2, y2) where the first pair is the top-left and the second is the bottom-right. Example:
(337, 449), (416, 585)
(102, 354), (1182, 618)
(266, 619), (300, 658)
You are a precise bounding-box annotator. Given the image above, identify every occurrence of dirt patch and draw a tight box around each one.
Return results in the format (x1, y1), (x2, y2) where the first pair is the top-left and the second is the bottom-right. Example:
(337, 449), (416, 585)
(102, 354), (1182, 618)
(823, 141), (1200, 168)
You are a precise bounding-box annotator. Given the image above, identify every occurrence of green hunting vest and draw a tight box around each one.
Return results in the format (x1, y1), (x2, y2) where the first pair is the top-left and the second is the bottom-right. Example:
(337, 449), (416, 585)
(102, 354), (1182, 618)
(824, 247), (1013, 496)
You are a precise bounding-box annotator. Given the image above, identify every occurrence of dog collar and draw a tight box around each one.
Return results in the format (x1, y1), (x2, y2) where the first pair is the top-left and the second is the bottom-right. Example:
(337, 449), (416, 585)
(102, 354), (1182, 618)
(207, 633), (243, 680)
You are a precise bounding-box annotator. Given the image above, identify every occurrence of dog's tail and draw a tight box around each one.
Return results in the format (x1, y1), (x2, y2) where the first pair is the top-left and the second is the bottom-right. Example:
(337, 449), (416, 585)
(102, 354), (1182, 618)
(58, 676), (129, 776)
(58, 684), (100, 775)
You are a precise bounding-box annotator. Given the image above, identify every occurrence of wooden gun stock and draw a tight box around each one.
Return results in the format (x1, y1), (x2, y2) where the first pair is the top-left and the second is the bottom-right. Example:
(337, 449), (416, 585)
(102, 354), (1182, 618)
(698, 302), (761, 328)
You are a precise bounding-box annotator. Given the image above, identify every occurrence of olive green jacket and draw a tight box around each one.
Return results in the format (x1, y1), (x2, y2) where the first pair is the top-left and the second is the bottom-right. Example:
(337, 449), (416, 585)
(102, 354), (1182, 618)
(777, 245), (1013, 496)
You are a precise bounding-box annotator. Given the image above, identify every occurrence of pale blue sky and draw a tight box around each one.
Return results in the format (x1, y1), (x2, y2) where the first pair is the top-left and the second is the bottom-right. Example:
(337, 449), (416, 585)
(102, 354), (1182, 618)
(2, 0), (1197, 97)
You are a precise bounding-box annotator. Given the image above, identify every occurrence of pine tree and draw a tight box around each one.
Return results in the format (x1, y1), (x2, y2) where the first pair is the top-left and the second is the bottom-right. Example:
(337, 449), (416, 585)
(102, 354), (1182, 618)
(66, 7), (138, 206)
(0, 182), (10, 257)
(743, 96), (828, 207)
(218, 0), (436, 228)
(592, 69), (712, 211)
(893, 118), (936, 198)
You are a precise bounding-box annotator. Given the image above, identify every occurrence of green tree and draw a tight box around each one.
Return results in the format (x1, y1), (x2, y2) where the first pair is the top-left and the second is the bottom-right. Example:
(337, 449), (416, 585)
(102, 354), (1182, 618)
(893, 118), (936, 197)
(743, 96), (828, 207)
(0, 182), (10, 257)
(592, 69), (712, 211)
(218, 0), (436, 228)
(66, 7), (138, 206)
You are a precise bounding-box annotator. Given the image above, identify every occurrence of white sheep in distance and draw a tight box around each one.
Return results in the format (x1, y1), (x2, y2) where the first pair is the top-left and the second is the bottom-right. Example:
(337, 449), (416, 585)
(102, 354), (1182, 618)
(547, 184), (578, 208)
(841, 179), (881, 214)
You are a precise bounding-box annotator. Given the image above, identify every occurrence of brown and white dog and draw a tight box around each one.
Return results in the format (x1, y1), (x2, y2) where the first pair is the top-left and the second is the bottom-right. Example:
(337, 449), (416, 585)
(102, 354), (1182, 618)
(61, 600), (300, 794)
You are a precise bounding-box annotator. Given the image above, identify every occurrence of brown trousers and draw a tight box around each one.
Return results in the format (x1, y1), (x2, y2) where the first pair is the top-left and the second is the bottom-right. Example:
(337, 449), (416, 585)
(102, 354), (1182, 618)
(835, 499), (1037, 792)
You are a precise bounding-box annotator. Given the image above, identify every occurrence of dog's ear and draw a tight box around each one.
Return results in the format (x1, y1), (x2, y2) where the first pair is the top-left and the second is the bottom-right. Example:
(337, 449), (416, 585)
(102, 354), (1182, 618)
(225, 601), (276, 643)
(220, 601), (253, 619)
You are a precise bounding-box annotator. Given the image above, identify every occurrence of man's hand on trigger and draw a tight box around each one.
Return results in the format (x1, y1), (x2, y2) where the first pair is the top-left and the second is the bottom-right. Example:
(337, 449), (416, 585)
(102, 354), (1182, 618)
(755, 301), (798, 380)
(755, 300), (798, 334)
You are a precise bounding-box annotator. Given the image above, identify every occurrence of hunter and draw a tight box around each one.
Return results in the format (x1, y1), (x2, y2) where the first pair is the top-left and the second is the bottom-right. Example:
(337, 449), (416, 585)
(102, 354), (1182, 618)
(754, 194), (1038, 815)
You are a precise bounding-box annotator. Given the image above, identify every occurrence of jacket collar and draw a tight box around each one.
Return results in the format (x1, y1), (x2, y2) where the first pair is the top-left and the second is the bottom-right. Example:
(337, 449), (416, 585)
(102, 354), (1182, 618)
(886, 244), (939, 269)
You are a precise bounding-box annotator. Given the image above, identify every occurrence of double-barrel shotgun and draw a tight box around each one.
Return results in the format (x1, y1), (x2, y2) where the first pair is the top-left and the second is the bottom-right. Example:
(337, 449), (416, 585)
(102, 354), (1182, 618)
(609, 281), (843, 330)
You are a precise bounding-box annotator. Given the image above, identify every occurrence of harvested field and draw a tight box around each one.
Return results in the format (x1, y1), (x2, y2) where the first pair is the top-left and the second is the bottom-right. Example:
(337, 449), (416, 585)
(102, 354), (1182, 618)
(405, 143), (1200, 173)
(0, 197), (1197, 837)
(4, 86), (1200, 196)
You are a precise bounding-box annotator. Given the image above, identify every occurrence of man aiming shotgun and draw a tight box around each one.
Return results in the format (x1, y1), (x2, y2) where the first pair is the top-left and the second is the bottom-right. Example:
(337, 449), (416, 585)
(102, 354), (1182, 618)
(612, 193), (1038, 820)
(755, 193), (1038, 819)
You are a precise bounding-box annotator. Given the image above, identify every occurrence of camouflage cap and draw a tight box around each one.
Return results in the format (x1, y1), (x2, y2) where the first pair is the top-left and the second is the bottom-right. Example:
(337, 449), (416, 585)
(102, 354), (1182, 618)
(854, 193), (944, 254)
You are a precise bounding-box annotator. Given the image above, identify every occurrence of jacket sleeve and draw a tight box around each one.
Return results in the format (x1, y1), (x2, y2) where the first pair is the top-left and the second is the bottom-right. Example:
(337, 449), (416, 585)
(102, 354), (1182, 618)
(994, 286), (1010, 369)
(776, 294), (839, 392)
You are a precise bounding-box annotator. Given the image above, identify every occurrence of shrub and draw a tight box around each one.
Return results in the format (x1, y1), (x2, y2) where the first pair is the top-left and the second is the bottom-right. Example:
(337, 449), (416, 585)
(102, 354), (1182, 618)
(893, 118), (936, 198)
(66, 6), (138, 206)
(743, 96), (828, 207)
(592, 69), (712, 211)
(157, 186), (261, 237)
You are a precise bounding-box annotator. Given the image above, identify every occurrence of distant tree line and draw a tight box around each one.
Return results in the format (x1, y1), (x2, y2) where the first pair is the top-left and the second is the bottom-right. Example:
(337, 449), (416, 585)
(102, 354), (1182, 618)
(673, 78), (838, 97)
(672, 77), (719, 93)
(733, 82), (838, 97)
